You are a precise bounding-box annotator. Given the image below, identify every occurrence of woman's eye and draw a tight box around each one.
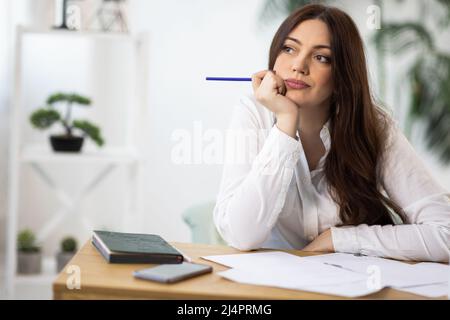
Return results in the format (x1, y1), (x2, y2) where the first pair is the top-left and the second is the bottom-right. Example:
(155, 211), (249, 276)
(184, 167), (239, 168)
(315, 55), (331, 63)
(282, 45), (294, 54)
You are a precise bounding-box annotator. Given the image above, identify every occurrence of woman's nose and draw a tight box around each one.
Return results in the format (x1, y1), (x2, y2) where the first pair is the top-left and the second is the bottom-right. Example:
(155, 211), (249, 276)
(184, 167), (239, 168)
(292, 55), (309, 75)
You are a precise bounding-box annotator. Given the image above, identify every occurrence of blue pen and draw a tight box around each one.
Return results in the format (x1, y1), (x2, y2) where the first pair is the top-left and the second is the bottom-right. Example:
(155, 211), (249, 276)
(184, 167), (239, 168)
(206, 77), (252, 82)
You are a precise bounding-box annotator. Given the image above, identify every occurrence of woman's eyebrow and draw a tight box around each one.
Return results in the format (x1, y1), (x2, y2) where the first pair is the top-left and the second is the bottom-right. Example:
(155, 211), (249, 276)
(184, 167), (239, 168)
(285, 36), (331, 50)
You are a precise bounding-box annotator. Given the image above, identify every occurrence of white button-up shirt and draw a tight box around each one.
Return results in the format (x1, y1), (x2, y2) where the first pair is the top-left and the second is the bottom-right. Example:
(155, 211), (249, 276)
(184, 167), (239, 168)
(213, 94), (450, 262)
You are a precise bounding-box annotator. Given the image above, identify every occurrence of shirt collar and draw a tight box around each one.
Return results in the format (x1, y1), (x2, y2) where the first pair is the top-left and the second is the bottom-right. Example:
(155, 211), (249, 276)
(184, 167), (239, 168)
(323, 118), (331, 132)
(311, 119), (331, 175)
(320, 118), (331, 153)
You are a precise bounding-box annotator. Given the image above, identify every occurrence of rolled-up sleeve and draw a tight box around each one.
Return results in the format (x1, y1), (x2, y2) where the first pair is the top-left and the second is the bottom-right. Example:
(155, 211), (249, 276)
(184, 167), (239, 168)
(331, 124), (450, 262)
(213, 96), (301, 251)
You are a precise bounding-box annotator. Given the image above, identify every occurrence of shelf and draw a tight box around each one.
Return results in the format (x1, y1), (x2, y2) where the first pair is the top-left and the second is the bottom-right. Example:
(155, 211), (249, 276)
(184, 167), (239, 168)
(5, 25), (148, 298)
(20, 145), (140, 164)
(19, 26), (136, 41)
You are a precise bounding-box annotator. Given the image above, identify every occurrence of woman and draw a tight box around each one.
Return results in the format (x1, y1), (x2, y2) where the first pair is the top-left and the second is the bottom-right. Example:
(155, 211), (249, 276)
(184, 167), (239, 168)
(213, 4), (450, 262)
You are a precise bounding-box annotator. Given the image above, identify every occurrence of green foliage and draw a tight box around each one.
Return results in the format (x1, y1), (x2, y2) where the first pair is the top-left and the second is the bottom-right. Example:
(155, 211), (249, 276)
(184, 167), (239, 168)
(29, 92), (105, 148)
(47, 93), (91, 106)
(373, 23), (434, 53)
(60, 237), (77, 253)
(73, 120), (105, 147)
(373, 1), (450, 164)
(17, 229), (40, 253)
(407, 55), (450, 162)
(436, 0), (450, 27)
(30, 109), (61, 129)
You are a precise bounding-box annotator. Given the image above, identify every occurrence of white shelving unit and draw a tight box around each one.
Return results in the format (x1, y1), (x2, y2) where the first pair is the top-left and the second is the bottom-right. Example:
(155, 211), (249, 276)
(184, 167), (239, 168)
(5, 26), (149, 298)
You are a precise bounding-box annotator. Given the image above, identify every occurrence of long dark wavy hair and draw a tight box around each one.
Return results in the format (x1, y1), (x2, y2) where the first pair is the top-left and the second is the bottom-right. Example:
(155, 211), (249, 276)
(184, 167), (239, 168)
(268, 4), (406, 226)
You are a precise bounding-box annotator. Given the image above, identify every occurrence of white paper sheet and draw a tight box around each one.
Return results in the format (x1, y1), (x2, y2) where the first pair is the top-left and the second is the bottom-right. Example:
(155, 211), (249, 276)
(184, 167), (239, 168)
(396, 282), (449, 298)
(218, 268), (378, 298)
(202, 251), (450, 298)
(302, 253), (450, 288)
(202, 251), (373, 296)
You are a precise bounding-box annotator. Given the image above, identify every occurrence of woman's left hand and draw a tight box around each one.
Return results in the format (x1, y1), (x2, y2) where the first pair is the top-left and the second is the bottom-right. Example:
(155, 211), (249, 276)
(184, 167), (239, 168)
(302, 229), (335, 252)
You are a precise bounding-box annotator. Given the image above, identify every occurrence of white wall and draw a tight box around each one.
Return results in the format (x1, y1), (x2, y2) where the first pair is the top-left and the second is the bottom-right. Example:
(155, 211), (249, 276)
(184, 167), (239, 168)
(1, 0), (449, 259)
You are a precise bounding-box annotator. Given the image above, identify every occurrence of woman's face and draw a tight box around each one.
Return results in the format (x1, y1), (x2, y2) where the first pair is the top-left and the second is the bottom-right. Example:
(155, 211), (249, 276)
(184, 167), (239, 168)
(274, 19), (334, 110)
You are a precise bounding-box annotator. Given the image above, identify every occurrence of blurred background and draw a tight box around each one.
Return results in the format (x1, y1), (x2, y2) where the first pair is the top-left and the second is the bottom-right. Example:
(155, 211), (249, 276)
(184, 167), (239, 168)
(0, 0), (449, 299)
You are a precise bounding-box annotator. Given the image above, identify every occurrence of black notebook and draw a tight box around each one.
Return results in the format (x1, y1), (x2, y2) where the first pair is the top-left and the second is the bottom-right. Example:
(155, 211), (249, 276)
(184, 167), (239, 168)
(92, 230), (184, 264)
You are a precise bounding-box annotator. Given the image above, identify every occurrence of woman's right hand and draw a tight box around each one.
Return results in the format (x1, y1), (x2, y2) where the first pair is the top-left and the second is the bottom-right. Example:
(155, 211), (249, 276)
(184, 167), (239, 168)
(252, 70), (299, 116)
(252, 70), (299, 138)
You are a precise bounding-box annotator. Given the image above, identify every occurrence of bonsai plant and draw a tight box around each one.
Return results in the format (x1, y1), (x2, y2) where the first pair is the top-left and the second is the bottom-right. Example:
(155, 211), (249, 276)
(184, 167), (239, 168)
(30, 92), (105, 152)
(17, 229), (42, 274)
(56, 236), (78, 272)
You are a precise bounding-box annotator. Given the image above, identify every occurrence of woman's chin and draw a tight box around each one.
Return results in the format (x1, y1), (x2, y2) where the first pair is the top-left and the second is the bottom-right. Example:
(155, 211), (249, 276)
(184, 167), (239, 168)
(286, 92), (309, 107)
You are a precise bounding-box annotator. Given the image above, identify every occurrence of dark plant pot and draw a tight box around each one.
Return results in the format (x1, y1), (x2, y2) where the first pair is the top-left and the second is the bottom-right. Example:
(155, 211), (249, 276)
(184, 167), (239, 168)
(56, 252), (75, 273)
(50, 135), (84, 153)
(17, 252), (42, 275)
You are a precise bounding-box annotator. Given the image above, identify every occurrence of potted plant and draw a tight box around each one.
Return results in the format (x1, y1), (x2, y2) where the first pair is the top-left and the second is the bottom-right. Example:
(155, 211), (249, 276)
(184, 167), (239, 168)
(56, 236), (78, 272)
(17, 229), (42, 275)
(30, 92), (105, 152)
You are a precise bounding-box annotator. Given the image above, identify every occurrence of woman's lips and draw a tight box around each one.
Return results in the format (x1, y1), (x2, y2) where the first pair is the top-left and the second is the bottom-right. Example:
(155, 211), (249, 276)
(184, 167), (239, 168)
(285, 79), (310, 90)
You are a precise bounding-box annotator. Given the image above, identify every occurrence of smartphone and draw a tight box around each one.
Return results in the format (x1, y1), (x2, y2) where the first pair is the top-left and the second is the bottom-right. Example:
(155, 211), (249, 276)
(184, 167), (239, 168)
(133, 262), (213, 283)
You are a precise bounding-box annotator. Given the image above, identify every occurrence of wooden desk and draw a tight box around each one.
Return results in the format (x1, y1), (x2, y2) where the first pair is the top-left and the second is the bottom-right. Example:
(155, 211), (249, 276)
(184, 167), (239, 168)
(53, 241), (440, 300)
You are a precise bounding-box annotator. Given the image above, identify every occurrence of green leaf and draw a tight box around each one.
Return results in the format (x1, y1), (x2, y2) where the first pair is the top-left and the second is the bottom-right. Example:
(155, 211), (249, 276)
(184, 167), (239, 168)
(407, 53), (450, 164)
(47, 92), (91, 106)
(436, 0), (450, 27)
(47, 93), (67, 105)
(73, 120), (105, 147)
(69, 94), (91, 105)
(29, 108), (61, 129)
(372, 22), (434, 53)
